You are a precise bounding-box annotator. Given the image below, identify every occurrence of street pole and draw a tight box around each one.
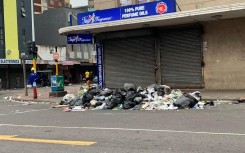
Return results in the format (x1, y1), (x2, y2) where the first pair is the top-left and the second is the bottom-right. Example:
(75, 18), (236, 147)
(55, 46), (58, 75)
(22, 59), (28, 96)
(31, 0), (37, 99)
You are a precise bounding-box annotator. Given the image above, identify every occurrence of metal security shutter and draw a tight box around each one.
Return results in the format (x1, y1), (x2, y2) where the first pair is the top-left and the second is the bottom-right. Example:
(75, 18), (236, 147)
(104, 36), (155, 88)
(160, 28), (202, 88)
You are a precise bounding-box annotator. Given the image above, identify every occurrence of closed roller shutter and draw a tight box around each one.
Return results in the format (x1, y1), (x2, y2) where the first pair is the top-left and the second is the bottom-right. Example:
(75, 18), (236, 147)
(104, 36), (155, 88)
(160, 28), (202, 88)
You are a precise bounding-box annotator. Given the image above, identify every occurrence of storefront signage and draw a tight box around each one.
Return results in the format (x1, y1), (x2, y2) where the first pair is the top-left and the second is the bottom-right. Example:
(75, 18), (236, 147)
(25, 60), (48, 65)
(67, 34), (93, 44)
(96, 43), (104, 88)
(78, 0), (176, 25)
(0, 59), (20, 64)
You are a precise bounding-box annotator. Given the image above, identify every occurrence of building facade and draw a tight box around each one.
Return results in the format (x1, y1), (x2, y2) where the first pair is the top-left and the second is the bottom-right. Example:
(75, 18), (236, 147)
(35, 8), (95, 83)
(34, 0), (71, 14)
(0, 0), (33, 89)
(60, 0), (245, 90)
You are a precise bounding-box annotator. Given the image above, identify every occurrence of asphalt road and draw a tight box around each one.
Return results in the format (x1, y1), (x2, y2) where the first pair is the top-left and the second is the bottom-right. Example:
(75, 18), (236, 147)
(0, 92), (245, 153)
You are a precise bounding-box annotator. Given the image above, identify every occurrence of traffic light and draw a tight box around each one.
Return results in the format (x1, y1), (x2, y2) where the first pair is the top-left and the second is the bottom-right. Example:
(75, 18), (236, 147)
(26, 41), (38, 59)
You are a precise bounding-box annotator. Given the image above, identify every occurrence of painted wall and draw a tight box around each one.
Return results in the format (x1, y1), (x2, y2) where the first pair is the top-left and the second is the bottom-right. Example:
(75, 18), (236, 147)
(17, 0), (33, 57)
(203, 17), (245, 89)
(37, 45), (66, 61)
(177, 0), (245, 11)
(35, 8), (79, 46)
(3, 0), (19, 59)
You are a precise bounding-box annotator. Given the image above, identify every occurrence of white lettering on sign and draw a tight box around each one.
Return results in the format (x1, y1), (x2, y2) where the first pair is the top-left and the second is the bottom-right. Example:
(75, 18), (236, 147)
(121, 5), (148, 19)
(0, 59), (20, 64)
(68, 36), (91, 43)
(82, 13), (113, 24)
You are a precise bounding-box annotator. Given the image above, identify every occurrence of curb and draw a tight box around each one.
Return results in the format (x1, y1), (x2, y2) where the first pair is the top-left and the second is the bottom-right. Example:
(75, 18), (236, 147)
(12, 98), (238, 105)
(13, 98), (59, 104)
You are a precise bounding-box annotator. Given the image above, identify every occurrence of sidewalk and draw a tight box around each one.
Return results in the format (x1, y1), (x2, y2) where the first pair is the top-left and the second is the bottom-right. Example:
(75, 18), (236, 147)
(11, 84), (82, 103)
(9, 85), (245, 103)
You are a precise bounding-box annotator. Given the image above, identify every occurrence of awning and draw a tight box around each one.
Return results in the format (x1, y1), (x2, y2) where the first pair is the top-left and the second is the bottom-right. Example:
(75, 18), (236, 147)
(59, 2), (245, 35)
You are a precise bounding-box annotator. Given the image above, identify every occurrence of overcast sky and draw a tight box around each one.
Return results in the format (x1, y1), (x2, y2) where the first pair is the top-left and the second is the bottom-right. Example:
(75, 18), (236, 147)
(70, 0), (88, 7)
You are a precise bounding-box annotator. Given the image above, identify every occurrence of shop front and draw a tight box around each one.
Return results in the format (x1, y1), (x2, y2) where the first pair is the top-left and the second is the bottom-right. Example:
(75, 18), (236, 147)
(59, 1), (245, 89)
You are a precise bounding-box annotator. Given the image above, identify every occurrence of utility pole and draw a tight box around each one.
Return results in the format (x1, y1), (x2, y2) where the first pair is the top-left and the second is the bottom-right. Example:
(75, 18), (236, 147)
(31, 0), (37, 99)
(22, 58), (28, 96)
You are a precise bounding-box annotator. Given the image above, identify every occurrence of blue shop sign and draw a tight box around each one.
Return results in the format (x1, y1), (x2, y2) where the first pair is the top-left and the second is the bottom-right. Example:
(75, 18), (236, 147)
(67, 34), (93, 44)
(77, 0), (176, 25)
(96, 43), (104, 89)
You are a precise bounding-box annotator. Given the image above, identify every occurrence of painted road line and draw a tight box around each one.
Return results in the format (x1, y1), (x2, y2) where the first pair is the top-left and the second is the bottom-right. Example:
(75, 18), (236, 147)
(0, 135), (96, 146)
(0, 108), (50, 116)
(1, 124), (245, 136)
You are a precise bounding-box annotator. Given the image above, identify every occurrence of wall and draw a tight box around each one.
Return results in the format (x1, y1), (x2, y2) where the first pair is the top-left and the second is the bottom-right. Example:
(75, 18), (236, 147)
(93, 0), (245, 10)
(35, 8), (80, 46)
(37, 45), (66, 61)
(177, 0), (245, 11)
(94, 0), (118, 10)
(17, 0), (33, 57)
(0, 0), (5, 58)
(3, 0), (19, 59)
(203, 17), (245, 89)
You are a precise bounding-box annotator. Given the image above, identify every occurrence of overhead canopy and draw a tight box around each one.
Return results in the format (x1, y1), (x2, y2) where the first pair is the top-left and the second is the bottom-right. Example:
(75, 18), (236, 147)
(59, 2), (245, 35)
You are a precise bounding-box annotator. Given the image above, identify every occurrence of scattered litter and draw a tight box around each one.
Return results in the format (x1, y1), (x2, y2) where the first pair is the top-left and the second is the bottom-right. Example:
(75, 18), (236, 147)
(54, 83), (214, 112)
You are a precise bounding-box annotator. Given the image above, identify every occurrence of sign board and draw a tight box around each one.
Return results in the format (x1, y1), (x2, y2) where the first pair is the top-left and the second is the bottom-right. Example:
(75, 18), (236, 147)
(78, 0), (176, 25)
(0, 59), (20, 64)
(96, 43), (104, 89)
(67, 34), (93, 44)
(53, 52), (59, 60)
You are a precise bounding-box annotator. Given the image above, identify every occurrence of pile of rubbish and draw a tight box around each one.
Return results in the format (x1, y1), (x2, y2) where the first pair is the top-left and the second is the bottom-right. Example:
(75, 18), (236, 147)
(55, 83), (209, 112)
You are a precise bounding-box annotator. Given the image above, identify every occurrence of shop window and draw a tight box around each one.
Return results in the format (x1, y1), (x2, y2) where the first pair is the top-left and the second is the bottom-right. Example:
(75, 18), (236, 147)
(22, 29), (26, 46)
(120, 0), (133, 6)
(50, 0), (54, 5)
(0, 27), (4, 46)
(21, 0), (25, 7)
(138, 0), (150, 4)
(21, 7), (26, 17)
(58, 1), (62, 7)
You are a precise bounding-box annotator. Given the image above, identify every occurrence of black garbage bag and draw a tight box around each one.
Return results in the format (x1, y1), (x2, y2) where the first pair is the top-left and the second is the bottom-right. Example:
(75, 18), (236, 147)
(133, 104), (142, 110)
(106, 100), (118, 109)
(123, 100), (136, 109)
(112, 92), (123, 104)
(123, 83), (136, 91)
(87, 88), (100, 96)
(100, 89), (112, 96)
(69, 96), (82, 106)
(157, 87), (165, 96)
(125, 91), (137, 101)
(173, 93), (198, 109)
(134, 97), (143, 103)
(106, 90), (123, 109)
(81, 93), (94, 105)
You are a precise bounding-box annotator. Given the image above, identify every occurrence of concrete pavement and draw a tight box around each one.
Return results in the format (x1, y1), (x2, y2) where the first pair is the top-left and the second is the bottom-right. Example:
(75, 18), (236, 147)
(0, 98), (245, 153)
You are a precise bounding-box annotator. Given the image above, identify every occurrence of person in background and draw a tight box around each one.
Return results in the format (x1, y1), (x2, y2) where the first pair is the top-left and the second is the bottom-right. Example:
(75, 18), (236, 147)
(85, 70), (90, 89)
(27, 67), (40, 86)
(16, 75), (20, 89)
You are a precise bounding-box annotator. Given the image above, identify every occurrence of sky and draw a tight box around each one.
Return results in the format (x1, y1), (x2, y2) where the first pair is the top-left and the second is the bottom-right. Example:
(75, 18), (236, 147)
(70, 0), (88, 7)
